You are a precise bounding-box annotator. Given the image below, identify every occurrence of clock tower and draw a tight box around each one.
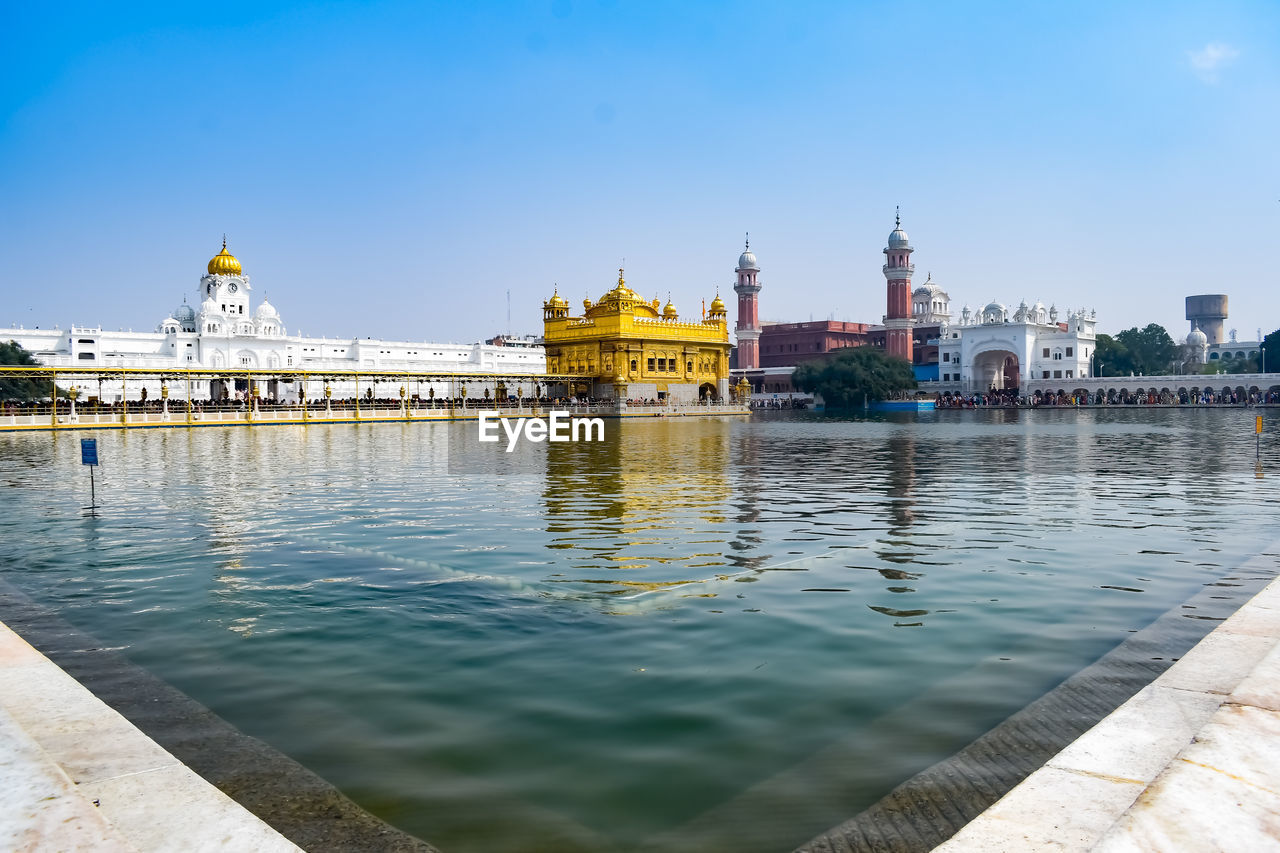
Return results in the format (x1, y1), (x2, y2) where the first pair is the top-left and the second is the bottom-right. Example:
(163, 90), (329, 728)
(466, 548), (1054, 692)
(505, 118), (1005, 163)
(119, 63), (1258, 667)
(199, 238), (252, 322)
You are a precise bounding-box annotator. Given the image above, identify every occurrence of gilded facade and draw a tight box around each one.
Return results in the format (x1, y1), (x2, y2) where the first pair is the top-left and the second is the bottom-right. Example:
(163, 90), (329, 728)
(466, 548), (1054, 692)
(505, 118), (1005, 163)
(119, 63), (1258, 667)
(542, 270), (732, 402)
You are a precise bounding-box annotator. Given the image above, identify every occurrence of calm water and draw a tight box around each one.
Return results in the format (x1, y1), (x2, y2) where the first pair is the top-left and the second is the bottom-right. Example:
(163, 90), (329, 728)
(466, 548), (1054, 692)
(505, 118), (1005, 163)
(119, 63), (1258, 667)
(1, 410), (1277, 852)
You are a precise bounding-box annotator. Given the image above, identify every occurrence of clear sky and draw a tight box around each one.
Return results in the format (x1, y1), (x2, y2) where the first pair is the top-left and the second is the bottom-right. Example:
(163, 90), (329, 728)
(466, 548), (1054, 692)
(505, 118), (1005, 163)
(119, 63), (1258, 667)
(2, 0), (1277, 345)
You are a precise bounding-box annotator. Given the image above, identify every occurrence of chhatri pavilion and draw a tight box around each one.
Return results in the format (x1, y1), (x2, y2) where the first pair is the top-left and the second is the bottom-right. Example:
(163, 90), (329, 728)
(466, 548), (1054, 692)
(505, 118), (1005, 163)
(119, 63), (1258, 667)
(542, 269), (733, 402)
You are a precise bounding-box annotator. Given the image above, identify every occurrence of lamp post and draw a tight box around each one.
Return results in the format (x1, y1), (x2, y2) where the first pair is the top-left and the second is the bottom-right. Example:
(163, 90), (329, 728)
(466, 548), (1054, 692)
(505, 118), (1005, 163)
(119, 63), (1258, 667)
(161, 383), (169, 420)
(399, 385), (407, 418)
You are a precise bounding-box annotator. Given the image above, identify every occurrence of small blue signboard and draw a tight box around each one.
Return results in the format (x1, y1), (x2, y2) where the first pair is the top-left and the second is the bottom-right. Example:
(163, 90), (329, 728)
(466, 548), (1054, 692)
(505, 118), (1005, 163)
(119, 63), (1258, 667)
(80, 438), (98, 466)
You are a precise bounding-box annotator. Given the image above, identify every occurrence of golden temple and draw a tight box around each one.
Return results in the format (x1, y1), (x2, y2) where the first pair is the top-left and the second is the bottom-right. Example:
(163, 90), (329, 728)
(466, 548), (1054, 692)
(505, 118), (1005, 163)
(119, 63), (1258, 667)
(542, 269), (733, 402)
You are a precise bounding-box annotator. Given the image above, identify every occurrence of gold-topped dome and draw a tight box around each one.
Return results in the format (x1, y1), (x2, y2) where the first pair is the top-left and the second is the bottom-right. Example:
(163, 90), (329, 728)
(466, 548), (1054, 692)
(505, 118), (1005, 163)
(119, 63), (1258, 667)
(709, 293), (727, 314)
(595, 268), (644, 305)
(546, 287), (568, 309)
(207, 237), (242, 276)
(663, 297), (678, 319)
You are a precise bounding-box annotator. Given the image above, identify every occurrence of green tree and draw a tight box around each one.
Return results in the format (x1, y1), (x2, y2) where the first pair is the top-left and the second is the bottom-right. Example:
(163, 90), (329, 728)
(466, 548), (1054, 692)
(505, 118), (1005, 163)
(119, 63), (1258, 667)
(1113, 324), (1177, 375)
(792, 346), (916, 408)
(1262, 328), (1280, 374)
(1092, 333), (1132, 377)
(0, 341), (48, 401)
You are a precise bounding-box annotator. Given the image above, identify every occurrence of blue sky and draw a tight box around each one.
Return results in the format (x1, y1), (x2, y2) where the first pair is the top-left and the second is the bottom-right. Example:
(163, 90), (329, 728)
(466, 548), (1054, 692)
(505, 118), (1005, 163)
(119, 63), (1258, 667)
(2, 1), (1277, 344)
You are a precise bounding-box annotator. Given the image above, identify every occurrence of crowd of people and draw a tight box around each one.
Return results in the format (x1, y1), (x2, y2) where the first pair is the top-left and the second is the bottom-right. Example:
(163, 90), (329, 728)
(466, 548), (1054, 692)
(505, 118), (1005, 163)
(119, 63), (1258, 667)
(749, 397), (808, 409)
(935, 387), (1280, 408)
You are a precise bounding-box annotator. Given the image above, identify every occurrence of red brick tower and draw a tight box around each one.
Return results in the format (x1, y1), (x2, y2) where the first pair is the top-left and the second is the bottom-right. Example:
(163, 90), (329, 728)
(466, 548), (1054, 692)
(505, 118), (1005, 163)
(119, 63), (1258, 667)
(882, 208), (914, 361)
(734, 235), (762, 369)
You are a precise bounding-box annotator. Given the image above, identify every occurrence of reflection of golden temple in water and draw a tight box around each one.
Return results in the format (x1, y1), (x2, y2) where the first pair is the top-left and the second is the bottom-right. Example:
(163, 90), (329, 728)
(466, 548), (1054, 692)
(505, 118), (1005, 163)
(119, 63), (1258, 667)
(541, 419), (745, 596)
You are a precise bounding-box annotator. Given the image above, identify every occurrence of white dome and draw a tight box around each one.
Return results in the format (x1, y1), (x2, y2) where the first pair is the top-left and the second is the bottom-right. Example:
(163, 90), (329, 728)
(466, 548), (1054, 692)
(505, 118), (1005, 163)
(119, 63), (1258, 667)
(175, 302), (196, 323)
(737, 249), (758, 270)
(913, 273), (946, 298)
(199, 297), (222, 316)
(888, 227), (910, 249)
(254, 299), (280, 320)
(984, 301), (1005, 315)
(1187, 328), (1208, 346)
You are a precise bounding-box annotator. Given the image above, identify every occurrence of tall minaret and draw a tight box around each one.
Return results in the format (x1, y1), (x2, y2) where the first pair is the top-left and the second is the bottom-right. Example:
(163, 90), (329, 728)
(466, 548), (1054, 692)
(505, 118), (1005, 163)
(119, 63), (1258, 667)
(882, 208), (914, 361)
(734, 234), (762, 369)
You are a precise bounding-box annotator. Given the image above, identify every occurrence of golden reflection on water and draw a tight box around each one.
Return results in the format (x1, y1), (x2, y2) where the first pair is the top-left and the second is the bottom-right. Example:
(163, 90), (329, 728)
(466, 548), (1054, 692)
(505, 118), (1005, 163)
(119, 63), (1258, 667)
(541, 420), (740, 594)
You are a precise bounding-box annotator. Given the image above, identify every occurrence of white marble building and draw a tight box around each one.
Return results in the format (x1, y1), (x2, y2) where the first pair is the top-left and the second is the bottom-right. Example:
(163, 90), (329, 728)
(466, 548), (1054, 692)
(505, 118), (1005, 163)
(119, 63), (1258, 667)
(1, 241), (546, 401)
(911, 273), (951, 324)
(935, 300), (1097, 392)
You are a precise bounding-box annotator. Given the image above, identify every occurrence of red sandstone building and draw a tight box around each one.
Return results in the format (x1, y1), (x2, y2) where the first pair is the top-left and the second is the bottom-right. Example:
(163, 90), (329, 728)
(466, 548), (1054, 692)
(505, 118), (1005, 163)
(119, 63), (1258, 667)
(758, 321), (871, 367)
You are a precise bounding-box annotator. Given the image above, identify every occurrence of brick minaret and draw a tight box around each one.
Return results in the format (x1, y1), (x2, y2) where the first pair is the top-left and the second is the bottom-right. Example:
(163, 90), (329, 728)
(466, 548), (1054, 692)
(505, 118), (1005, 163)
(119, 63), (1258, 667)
(734, 234), (762, 369)
(882, 207), (914, 361)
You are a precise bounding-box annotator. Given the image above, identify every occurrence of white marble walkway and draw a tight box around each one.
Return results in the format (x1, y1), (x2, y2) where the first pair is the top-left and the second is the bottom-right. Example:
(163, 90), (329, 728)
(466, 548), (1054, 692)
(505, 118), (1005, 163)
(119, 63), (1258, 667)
(0, 621), (302, 853)
(936, 559), (1280, 852)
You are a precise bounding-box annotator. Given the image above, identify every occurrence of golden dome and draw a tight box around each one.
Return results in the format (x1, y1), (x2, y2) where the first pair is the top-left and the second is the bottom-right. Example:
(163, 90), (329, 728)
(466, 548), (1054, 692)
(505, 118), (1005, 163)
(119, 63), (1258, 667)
(207, 238), (242, 276)
(663, 298), (678, 319)
(709, 293), (727, 314)
(546, 287), (568, 309)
